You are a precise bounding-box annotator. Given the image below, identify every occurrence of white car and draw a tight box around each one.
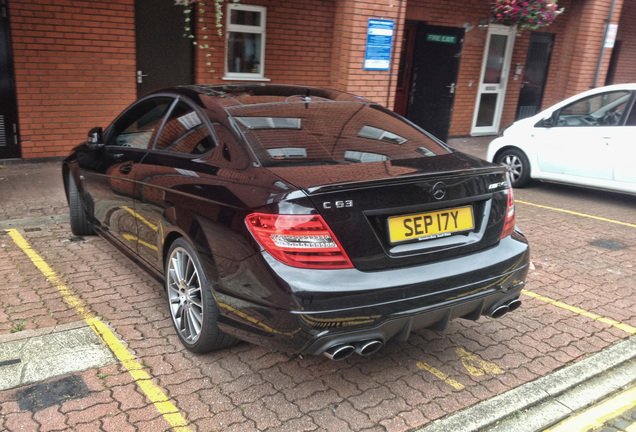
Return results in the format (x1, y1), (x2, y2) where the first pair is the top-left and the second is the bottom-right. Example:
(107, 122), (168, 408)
(487, 83), (636, 194)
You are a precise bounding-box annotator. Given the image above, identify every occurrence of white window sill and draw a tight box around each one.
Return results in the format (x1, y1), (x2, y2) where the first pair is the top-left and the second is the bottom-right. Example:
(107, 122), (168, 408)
(222, 76), (271, 82)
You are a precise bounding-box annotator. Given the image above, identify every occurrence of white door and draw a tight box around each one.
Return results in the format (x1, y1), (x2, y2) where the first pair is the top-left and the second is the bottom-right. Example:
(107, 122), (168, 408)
(471, 25), (516, 136)
(536, 90), (632, 182)
(611, 119), (636, 184)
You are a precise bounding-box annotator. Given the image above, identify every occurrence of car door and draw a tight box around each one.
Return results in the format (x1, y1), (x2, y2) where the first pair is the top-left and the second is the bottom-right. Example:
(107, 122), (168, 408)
(535, 90), (631, 182)
(132, 99), (220, 269)
(78, 96), (175, 253)
(611, 94), (636, 185)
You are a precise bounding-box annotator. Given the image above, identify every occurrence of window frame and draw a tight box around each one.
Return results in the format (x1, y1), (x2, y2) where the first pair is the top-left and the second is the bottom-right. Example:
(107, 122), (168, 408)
(106, 97), (176, 149)
(152, 99), (218, 156)
(224, 3), (268, 81)
(554, 90), (631, 127)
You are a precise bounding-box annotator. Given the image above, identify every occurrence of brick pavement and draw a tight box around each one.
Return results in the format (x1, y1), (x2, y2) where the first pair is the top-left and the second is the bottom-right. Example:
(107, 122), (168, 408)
(0, 151), (635, 431)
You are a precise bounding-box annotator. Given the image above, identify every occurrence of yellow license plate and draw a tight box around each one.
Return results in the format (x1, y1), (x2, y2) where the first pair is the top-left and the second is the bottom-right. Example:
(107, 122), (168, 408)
(388, 206), (474, 244)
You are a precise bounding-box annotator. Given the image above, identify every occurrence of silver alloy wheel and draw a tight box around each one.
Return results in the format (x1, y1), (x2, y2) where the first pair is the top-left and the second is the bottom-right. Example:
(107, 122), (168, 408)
(167, 246), (204, 343)
(501, 153), (524, 183)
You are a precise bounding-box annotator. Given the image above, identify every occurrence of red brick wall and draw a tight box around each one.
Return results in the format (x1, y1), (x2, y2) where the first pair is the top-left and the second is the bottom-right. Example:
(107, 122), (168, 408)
(8, 0), (634, 159)
(194, 0), (405, 108)
(404, 0), (629, 136)
(613, 0), (636, 83)
(194, 0), (336, 88)
(9, 0), (136, 159)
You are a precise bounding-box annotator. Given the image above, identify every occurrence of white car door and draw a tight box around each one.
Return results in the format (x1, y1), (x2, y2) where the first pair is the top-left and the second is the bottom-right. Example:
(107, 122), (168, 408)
(536, 90), (631, 183)
(611, 101), (636, 185)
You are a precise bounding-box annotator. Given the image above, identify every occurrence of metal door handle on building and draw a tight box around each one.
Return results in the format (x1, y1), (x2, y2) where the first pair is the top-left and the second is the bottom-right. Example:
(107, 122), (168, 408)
(137, 70), (148, 84)
(447, 83), (456, 94)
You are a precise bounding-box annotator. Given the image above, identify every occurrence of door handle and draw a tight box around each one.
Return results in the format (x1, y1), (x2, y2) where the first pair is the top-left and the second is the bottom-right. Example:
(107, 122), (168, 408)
(119, 161), (134, 175)
(137, 70), (148, 84)
(447, 83), (456, 94)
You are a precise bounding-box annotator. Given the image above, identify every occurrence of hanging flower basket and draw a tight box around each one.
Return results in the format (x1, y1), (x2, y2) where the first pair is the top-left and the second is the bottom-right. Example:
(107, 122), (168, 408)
(492, 0), (564, 30)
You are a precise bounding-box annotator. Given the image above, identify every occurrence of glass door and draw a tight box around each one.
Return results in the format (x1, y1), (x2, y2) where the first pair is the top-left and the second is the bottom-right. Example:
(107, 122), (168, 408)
(471, 25), (516, 136)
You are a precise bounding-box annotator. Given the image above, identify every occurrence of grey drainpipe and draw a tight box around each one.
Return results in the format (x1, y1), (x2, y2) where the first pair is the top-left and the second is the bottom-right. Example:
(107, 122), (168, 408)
(593, 0), (617, 88)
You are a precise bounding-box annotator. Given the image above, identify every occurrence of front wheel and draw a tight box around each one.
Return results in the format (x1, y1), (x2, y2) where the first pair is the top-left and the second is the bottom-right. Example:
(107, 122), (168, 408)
(67, 174), (93, 236)
(496, 149), (531, 188)
(165, 238), (236, 353)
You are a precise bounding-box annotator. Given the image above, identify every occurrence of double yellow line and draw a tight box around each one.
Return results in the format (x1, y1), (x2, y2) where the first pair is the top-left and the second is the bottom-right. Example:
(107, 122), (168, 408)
(5, 229), (191, 432)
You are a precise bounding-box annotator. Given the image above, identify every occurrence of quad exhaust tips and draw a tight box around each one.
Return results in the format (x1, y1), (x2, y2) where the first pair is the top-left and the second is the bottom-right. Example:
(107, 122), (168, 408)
(488, 298), (522, 319)
(323, 339), (384, 361)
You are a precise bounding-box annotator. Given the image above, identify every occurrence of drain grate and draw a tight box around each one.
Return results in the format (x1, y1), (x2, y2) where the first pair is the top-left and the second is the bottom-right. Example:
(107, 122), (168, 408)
(15, 375), (90, 411)
(590, 240), (626, 250)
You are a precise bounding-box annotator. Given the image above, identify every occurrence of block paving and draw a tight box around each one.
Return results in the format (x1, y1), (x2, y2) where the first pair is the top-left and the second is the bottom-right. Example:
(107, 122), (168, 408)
(0, 149), (634, 431)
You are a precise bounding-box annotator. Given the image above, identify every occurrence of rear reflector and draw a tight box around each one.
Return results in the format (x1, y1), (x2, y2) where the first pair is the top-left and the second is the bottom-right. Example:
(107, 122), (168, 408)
(246, 213), (354, 269)
(500, 187), (516, 239)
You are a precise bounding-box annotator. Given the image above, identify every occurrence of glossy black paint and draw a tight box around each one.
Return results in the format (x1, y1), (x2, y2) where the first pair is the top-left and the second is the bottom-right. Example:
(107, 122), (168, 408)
(63, 84), (529, 356)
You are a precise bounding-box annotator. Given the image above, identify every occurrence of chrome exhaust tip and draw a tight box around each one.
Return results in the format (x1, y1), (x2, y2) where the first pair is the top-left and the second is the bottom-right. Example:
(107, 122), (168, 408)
(507, 299), (522, 312)
(323, 344), (355, 361)
(354, 340), (383, 357)
(489, 304), (510, 319)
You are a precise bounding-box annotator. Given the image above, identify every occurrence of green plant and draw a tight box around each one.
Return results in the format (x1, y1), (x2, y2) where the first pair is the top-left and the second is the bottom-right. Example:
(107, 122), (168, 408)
(10, 319), (26, 333)
(174, 0), (239, 71)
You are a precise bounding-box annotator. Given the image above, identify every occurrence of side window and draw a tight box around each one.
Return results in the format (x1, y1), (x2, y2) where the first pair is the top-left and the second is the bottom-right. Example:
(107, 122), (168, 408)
(225, 4), (266, 79)
(555, 91), (630, 127)
(155, 102), (216, 155)
(626, 98), (636, 126)
(109, 97), (174, 148)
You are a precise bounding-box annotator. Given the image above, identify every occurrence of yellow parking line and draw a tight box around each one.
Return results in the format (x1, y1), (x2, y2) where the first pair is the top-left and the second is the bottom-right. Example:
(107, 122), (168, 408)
(543, 386), (636, 431)
(417, 362), (465, 390)
(522, 290), (636, 335)
(516, 200), (636, 229)
(5, 229), (192, 432)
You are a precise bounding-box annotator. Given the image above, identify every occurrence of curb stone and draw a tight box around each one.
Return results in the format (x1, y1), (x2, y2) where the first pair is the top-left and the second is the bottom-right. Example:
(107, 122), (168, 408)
(416, 335), (636, 432)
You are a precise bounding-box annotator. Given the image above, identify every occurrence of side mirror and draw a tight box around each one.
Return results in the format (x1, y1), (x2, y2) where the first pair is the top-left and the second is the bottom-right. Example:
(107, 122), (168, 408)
(86, 127), (104, 149)
(540, 111), (559, 128)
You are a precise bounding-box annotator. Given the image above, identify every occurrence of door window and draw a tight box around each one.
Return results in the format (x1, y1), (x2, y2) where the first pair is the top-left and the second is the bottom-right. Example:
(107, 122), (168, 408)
(109, 98), (174, 148)
(471, 25), (516, 135)
(483, 34), (507, 84)
(225, 4), (266, 79)
(154, 102), (216, 154)
(554, 91), (631, 127)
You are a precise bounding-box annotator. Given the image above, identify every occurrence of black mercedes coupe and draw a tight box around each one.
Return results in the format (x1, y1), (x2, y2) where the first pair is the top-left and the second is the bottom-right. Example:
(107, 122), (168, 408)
(63, 84), (529, 360)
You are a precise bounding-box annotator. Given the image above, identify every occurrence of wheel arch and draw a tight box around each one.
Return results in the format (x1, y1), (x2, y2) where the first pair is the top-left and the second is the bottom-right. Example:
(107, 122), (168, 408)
(493, 145), (529, 164)
(161, 216), (222, 285)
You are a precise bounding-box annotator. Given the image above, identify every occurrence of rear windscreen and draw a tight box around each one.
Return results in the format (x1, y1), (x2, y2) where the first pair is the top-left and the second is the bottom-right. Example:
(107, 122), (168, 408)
(227, 102), (450, 166)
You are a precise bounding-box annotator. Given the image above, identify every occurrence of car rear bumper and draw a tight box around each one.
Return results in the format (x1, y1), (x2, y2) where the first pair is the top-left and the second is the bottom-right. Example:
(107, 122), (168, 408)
(213, 231), (529, 355)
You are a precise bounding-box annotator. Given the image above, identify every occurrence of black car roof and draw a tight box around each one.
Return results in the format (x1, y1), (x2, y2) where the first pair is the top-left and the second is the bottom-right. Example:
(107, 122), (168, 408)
(148, 84), (371, 108)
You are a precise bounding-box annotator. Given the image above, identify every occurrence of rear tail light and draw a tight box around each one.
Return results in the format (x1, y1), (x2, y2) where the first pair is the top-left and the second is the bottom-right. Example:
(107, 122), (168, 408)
(500, 187), (516, 239)
(246, 213), (354, 269)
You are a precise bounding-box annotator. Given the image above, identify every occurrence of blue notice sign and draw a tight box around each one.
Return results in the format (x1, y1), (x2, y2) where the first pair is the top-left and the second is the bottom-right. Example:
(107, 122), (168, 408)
(364, 19), (394, 71)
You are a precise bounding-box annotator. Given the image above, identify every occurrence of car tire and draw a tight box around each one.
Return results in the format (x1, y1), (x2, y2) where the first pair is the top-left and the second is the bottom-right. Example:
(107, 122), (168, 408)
(165, 238), (236, 353)
(496, 148), (531, 188)
(67, 174), (94, 236)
